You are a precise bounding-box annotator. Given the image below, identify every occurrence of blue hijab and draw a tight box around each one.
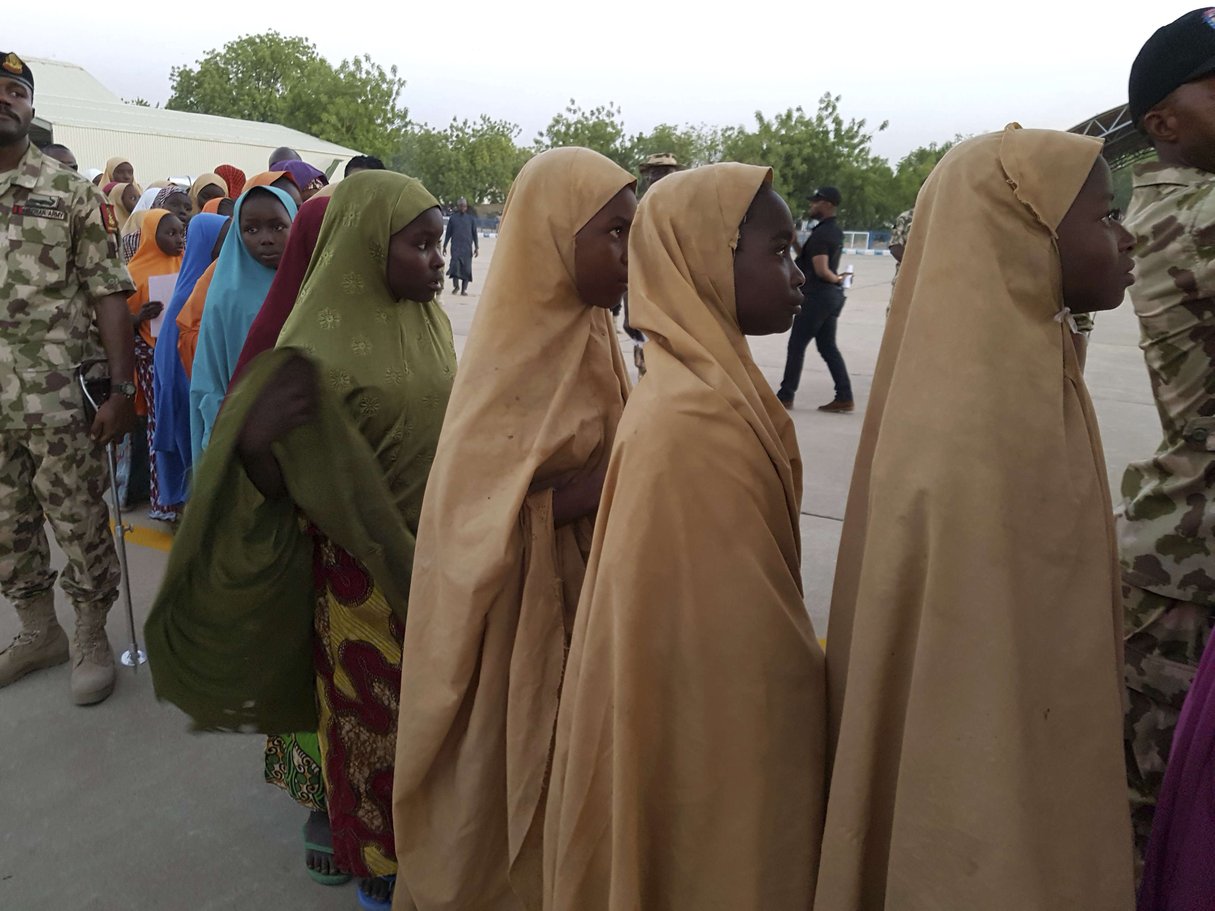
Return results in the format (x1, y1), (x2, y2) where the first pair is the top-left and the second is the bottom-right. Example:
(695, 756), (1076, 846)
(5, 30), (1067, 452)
(152, 212), (229, 506)
(189, 186), (298, 461)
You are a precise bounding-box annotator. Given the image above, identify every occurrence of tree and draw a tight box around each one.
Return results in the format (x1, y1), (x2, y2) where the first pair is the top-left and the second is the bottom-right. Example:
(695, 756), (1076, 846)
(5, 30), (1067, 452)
(885, 138), (961, 220)
(721, 94), (895, 229)
(167, 32), (408, 160)
(626, 123), (726, 171)
(535, 100), (631, 169)
(396, 116), (530, 205)
(281, 54), (410, 160)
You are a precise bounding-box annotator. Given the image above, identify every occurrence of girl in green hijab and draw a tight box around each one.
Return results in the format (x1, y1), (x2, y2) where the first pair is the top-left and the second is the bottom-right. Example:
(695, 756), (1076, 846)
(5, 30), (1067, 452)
(146, 171), (453, 911)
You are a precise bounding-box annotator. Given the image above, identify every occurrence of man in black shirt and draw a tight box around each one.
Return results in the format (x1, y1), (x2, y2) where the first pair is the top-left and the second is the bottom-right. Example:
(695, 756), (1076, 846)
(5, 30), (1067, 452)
(776, 186), (854, 413)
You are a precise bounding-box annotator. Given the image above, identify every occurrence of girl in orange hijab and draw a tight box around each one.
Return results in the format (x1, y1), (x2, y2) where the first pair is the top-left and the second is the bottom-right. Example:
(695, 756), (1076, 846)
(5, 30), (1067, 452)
(126, 209), (185, 520)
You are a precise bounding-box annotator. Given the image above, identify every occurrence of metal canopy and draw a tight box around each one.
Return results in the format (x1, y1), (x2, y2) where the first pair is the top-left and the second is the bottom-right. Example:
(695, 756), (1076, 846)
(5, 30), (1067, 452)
(1067, 104), (1154, 169)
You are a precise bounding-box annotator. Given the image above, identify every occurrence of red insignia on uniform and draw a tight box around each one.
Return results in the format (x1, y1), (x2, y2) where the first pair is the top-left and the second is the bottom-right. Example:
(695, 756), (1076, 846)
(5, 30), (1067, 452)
(100, 202), (119, 236)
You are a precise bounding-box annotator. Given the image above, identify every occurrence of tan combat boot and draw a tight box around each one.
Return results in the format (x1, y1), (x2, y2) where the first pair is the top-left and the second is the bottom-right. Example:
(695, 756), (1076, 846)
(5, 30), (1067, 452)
(0, 591), (70, 687)
(71, 601), (115, 705)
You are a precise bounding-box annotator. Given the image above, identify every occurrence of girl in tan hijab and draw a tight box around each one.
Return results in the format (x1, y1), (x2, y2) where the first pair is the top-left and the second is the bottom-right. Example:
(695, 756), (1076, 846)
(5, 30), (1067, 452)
(815, 125), (1137, 911)
(103, 155), (134, 185)
(392, 147), (636, 911)
(544, 163), (827, 911)
(189, 172), (227, 210)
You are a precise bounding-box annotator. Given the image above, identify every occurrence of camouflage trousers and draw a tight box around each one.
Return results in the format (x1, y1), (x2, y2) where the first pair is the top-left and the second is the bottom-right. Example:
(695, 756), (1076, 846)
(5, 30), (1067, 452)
(0, 424), (119, 612)
(1123, 578), (1215, 876)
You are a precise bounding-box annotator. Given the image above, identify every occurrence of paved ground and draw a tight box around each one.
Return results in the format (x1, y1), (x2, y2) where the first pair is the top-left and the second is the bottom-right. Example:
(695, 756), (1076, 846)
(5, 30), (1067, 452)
(0, 241), (1159, 910)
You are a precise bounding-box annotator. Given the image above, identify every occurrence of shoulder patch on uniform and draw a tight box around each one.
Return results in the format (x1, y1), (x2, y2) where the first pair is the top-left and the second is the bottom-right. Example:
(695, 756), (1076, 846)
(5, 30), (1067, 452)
(100, 202), (119, 235)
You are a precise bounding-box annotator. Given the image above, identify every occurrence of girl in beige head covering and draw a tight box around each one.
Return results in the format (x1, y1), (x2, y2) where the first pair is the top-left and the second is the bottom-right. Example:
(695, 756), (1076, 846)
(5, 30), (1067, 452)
(392, 147), (636, 911)
(815, 125), (1137, 910)
(544, 163), (827, 910)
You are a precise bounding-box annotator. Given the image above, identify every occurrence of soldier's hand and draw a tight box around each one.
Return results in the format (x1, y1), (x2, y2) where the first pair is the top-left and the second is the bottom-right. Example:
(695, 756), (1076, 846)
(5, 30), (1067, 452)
(474, 249), (479, 258)
(238, 354), (319, 456)
(91, 395), (136, 446)
(137, 301), (164, 324)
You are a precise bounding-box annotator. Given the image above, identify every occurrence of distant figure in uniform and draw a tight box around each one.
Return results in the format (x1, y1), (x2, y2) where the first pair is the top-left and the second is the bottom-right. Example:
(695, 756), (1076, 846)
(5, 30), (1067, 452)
(39, 142), (76, 171)
(777, 186), (854, 413)
(1116, 9), (1215, 875)
(443, 197), (479, 295)
(0, 53), (137, 705)
(639, 151), (678, 193)
(269, 146), (299, 168)
(344, 155), (385, 177)
(888, 208), (913, 279)
(625, 153), (681, 376)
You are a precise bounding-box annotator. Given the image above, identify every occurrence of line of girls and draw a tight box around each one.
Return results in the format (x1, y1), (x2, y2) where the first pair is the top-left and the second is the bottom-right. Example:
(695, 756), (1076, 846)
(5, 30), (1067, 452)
(143, 125), (1161, 911)
(97, 155), (327, 521)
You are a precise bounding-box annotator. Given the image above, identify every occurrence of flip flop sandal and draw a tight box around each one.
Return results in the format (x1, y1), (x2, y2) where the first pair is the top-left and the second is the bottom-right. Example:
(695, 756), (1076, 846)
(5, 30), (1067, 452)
(303, 824), (352, 886)
(356, 875), (396, 910)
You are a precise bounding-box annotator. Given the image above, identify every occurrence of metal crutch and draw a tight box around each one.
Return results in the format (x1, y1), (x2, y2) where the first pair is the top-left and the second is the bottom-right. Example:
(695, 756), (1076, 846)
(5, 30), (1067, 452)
(76, 359), (145, 671)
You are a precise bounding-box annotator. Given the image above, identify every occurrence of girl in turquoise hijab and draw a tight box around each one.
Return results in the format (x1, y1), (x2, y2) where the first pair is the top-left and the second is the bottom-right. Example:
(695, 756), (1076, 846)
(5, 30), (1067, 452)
(189, 185), (298, 461)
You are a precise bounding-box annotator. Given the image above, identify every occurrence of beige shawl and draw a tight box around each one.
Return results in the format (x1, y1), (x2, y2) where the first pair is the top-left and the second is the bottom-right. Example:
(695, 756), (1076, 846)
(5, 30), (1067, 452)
(392, 147), (634, 911)
(544, 163), (827, 910)
(815, 125), (1134, 910)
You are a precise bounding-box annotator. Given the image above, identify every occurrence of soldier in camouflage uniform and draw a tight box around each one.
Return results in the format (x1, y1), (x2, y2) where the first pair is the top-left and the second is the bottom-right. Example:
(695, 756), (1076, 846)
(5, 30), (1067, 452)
(0, 53), (137, 705)
(1117, 10), (1215, 872)
(888, 208), (914, 280)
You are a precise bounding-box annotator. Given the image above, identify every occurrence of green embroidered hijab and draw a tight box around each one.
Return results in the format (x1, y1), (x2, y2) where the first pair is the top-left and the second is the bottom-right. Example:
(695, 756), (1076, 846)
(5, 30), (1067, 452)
(278, 170), (456, 525)
(146, 172), (457, 733)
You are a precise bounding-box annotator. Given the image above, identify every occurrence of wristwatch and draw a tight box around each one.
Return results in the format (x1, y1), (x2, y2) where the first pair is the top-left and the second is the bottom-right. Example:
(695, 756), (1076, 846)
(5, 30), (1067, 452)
(113, 380), (136, 399)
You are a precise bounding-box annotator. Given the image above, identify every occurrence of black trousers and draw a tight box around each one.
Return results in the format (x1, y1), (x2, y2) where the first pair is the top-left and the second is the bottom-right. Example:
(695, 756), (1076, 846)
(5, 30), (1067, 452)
(778, 286), (852, 401)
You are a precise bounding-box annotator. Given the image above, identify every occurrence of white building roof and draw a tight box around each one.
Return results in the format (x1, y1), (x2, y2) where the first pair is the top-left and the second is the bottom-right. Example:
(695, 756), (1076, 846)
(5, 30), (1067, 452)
(28, 57), (358, 181)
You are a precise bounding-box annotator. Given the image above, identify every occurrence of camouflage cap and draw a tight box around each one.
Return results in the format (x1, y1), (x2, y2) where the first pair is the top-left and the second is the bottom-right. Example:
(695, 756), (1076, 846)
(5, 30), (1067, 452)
(641, 153), (679, 169)
(1129, 9), (1215, 123)
(0, 52), (33, 94)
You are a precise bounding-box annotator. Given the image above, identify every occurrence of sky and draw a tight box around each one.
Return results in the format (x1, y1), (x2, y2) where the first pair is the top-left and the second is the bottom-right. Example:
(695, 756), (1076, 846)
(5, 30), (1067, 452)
(9, 0), (1198, 163)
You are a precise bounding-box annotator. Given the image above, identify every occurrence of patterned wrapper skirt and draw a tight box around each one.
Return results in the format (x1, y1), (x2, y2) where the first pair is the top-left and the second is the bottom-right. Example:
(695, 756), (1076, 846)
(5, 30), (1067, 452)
(264, 527), (404, 879)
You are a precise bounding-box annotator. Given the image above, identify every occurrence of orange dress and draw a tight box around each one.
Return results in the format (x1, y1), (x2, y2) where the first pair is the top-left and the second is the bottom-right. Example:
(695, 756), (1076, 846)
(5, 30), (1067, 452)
(176, 261), (217, 379)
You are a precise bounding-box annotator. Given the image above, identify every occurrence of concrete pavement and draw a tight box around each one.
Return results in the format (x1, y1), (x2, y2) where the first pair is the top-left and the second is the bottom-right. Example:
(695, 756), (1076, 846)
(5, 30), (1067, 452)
(0, 242), (1159, 910)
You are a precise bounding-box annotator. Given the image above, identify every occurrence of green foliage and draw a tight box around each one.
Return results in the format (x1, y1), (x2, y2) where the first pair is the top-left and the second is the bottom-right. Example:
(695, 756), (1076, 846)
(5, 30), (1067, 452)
(396, 116), (531, 205)
(534, 100), (632, 168)
(167, 32), (408, 160)
(165, 35), (955, 226)
(626, 123), (727, 170)
(718, 95), (893, 228)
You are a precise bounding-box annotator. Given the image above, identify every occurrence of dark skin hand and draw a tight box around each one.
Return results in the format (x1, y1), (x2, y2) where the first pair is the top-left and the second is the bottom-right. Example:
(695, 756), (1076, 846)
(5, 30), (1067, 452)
(91, 293), (137, 444)
(889, 243), (906, 264)
(236, 355), (319, 499)
(133, 300), (164, 329)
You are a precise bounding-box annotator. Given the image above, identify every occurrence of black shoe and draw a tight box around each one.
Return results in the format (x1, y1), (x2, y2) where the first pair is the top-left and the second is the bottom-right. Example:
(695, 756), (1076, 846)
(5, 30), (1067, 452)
(776, 392), (794, 411)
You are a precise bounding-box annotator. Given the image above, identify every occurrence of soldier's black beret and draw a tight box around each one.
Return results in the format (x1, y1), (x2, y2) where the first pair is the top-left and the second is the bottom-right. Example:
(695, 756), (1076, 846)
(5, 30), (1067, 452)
(0, 52), (33, 94)
(1130, 9), (1215, 124)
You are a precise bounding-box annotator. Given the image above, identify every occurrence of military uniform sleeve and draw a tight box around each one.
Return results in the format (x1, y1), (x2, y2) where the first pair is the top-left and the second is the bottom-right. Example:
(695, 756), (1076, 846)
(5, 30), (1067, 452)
(1180, 185), (1215, 300)
(72, 183), (134, 301)
(1072, 311), (1094, 335)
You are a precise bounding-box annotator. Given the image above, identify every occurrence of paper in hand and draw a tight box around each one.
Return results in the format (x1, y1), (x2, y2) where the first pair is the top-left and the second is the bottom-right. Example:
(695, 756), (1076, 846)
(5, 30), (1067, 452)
(146, 273), (179, 339)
